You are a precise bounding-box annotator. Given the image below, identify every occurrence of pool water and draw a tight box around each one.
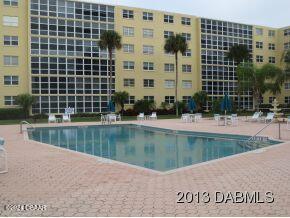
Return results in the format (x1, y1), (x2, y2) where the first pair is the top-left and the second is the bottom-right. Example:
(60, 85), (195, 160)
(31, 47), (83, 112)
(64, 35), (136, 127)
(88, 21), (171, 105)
(28, 124), (279, 172)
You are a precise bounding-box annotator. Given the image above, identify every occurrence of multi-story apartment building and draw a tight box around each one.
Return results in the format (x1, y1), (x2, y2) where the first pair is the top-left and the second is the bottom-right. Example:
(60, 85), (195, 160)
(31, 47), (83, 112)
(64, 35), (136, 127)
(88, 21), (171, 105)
(0, 0), (289, 114)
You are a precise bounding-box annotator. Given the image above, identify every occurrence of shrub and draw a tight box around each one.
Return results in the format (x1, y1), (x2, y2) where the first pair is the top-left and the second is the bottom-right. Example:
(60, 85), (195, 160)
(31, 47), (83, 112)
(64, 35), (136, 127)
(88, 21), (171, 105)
(212, 99), (222, 113)
(133, 100), (156, 114)
(122, 109), (138, 116)
(0, 108), (25, 120)
(173, 101), (187, 114)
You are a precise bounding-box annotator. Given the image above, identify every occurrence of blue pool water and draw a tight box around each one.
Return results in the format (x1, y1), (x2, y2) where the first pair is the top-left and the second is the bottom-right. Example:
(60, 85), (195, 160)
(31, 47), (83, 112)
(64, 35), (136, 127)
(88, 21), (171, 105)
(28, 124), (279, 172)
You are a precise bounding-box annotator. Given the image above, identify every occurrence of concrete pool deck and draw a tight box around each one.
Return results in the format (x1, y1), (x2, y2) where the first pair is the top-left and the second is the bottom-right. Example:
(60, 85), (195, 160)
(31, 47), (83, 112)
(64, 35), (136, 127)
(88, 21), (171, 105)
(0, 118), (290, 216)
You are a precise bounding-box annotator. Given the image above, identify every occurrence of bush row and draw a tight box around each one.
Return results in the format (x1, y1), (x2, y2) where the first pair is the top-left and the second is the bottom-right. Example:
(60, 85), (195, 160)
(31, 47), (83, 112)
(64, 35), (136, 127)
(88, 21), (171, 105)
(0, 108), (25, 120)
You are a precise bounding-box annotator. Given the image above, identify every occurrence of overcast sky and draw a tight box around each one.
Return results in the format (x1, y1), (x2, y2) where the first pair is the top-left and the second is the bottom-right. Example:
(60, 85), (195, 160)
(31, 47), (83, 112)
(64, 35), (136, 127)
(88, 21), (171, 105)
(81, 0), (290, 28)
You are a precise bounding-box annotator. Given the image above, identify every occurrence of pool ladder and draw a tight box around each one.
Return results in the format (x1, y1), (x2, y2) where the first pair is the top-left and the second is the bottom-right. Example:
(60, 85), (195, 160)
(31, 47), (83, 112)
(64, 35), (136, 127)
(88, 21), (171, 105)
(243, 119), (274, 148)
(20, 121), (34, 134)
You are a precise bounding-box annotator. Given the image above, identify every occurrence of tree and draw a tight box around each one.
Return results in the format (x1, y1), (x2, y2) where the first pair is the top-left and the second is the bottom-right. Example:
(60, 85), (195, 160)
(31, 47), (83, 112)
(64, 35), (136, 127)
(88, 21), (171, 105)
(113, 91), (129, 115)
(237, 63), (288, 110)
(226, 45), (250, 111)
(15, 94), (36, 119)
(98, 30), (122, 105)
(164, 34), (188, 116)
(193, 91), (208, 112)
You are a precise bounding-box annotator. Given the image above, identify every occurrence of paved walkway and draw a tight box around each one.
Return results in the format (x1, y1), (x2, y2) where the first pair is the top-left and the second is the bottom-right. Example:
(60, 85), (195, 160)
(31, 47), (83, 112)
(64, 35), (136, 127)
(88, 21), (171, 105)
(0, 119), (290, 216)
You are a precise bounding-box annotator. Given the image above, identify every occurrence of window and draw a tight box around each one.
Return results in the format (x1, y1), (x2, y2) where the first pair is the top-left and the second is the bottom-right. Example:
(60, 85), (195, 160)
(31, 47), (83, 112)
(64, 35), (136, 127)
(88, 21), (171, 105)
(182, 96), (191, 103)
(182, 49), (192, 57)
(164, 63), (174, 72)
(285, 83), (290, 90)
(164, 14), (174, 23)
(143, 62), (154, 71)
(143, 12), (153, 21)
(3, 16), (18, 26)
(123, 26), (134, 36)
(164, 31), (174, 39)
(269, 97), (275, 104)
(284, 42), (290, 50)
(123, 9), (134, 19)
(125, 96), (135, 104)
(182, 64), (192, 73)
(4, 75), (18, 85)
(269, 57), (276, 64)
(268, 30), (275, 37)
(3, 0), (18, 6)
(3, 35), (18, 46)
(164, 80), (175, 88)
(256, 41), (263, 49)
(268, 43), (275, 50)
(256, 55), (263, 63)
(285, 97), (290, 104)
(165, 96), (175, 104)
(4, 96), (16, 105)
(4, 56), (18, 66)
(123, 61), (135, 70)
(124, 78), (135, 87)
(143, 45), (154, 55)
(256, 28), (263, 35)
(181, 17), (191, 25)
(144, 96), (154, 101)
(182, 33), (191, 41)
(143, 28), (154, 38)
(182, 80), (192, 89)
(144, 79), (154, 87)
(284, 29), (290, 36)
(123, 44), (134, 53)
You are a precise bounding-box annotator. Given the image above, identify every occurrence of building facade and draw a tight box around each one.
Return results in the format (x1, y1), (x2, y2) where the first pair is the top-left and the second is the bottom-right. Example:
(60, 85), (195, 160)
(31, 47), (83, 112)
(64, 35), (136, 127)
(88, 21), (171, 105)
(0, 0), (289, 114)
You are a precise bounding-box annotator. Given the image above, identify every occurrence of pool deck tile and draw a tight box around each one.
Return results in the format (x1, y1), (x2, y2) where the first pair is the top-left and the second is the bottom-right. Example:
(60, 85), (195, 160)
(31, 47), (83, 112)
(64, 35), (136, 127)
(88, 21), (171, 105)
(0, 118), (290, 216)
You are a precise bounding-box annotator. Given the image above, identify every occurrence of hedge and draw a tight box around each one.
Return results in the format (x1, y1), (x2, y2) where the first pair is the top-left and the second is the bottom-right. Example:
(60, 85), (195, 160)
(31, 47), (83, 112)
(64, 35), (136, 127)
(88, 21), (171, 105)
(0, 108), (25, 120)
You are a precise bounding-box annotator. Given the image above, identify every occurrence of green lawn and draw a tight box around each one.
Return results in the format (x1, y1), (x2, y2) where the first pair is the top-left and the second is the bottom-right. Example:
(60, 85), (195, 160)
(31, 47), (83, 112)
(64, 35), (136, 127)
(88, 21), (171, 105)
(0, 114), (178, 125)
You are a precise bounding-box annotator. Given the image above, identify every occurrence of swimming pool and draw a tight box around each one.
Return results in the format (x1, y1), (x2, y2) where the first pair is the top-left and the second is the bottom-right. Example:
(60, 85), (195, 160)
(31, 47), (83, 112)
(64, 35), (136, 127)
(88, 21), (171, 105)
(28, 124), (280, 172)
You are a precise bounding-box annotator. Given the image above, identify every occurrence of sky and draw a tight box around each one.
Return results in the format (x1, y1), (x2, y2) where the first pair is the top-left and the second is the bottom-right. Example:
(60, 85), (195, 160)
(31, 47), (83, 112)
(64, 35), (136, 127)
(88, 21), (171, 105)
(79, 0), (290, 28)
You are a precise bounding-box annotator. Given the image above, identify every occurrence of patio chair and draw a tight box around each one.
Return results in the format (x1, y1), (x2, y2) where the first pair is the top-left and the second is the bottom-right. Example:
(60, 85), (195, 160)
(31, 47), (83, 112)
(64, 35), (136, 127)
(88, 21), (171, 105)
(116, 114), (121, 121)
(287, 116), (290, 130)
(214, 114), (224, 126)
(265, 112), (275, 123)
(137, 113), (145, 121)
(181, 114), (191, 123)
(62, 114), (71, 122)
(149, 112), (157, 120)
(107, 114), (117, 123)
(228, 114), (238, 126)
(48, 114), (56, 123)
(0, 137), (8, 174)
(194, 113), (202, 122)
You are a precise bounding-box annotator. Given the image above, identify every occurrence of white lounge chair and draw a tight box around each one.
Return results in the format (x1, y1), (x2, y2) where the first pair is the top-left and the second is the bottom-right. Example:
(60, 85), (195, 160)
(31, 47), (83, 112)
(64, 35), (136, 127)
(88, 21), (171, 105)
(116, 114), (121, 121)
(137, 113), (145, 121)
(62, 114), (71, 122)
(0, 137), (8, 174)
(149, 112), (157, 120)
(265, 112), (275, 123)
(48, 114), (56, 123)
(248, 112), (262, 122)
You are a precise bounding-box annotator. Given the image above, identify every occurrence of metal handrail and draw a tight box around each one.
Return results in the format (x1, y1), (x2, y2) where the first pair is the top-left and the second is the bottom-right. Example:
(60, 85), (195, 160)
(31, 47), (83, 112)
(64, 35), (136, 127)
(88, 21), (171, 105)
(247, 119), (274, 142)
(20, 121), (34, 134)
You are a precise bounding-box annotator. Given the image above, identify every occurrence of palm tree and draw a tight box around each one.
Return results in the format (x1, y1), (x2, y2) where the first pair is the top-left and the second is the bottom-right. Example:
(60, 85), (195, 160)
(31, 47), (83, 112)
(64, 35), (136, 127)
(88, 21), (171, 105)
(227, 45), (250, 111)
(164, 34), (188, 116)
(237, 63), (288, 110)
(15, 93), (36, 119)
(98, 30), (122, 105)
(113, 91), (129, 115)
